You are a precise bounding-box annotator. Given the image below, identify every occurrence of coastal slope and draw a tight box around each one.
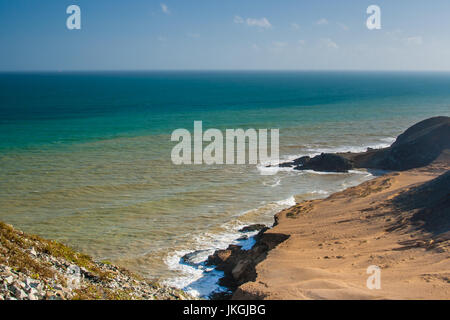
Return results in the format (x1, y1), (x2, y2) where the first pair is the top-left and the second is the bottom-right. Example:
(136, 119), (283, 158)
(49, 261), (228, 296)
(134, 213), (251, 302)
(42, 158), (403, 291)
(228, 117), (450, 300)
(233, 159), (450, 299)
(0, 222), (193, 300)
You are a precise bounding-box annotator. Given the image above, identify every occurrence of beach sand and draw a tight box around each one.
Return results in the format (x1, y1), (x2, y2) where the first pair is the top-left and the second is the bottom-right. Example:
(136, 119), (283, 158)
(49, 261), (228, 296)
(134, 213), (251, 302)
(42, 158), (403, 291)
(233, 153), (450, 300)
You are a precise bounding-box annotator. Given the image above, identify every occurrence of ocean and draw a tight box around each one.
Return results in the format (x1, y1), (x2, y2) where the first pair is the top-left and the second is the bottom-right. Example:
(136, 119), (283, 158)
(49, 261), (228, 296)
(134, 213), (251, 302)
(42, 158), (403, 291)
(0, 71), (449, 297)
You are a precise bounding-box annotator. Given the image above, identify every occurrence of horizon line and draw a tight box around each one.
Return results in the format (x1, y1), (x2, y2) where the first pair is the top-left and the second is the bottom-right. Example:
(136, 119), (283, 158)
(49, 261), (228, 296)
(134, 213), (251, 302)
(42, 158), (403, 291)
(2, 69), (450, 74)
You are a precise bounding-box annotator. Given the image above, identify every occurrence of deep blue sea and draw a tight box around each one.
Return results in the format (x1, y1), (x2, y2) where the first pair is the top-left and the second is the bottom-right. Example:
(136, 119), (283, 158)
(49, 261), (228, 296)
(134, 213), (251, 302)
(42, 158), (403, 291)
(0, 71), (449, 297)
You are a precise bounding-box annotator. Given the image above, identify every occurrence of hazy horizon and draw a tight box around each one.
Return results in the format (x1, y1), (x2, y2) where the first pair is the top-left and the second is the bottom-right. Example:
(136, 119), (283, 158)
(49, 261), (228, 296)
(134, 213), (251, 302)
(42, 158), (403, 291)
(1, 0), (450, 72)
(3, 70), (450, 74)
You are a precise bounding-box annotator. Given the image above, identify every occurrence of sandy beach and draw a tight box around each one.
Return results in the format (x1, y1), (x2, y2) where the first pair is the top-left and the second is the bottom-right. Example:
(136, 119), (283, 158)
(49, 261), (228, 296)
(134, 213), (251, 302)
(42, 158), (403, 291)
(232, 154), (449, 299)
(199, 117), (450, 300)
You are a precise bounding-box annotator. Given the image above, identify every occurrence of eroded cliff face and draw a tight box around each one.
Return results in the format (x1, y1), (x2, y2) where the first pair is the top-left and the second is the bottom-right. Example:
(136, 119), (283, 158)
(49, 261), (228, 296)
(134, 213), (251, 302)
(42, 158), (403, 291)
(205, 229), (289, 299)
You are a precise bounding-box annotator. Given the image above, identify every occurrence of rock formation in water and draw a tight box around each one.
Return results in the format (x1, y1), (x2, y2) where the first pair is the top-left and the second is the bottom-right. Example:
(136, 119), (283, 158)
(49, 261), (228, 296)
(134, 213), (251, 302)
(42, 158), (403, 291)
(281, 116), (450, 173)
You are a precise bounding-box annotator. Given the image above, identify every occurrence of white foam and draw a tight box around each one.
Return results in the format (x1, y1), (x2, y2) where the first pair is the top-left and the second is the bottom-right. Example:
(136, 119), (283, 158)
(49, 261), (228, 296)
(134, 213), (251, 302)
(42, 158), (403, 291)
(380, 137), (396, 144)
(302, 169), (349, 175)
(163, 224), (264, 298)
(262, 177), (281, 187)
(275, 196), (296, 206)
(163, 250), (227, 298)
(163, 139), (396, 298)
(283, 137), (396, 161)
(310, 190), (329, 195)
(273, 138), (396, 176)
(256, 164), (303, 175)
(163, 195), (298, 298)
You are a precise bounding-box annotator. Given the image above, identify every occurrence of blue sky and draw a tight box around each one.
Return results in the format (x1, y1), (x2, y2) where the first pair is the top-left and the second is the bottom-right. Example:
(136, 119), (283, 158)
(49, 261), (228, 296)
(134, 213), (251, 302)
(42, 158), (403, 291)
(1, 0), (450, 71)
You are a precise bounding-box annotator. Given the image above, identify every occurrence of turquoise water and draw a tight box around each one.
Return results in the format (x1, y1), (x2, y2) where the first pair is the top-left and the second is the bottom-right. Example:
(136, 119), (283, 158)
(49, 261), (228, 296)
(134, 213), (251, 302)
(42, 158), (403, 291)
(0, 71), (449, 296)
(2, 71), (450, 150)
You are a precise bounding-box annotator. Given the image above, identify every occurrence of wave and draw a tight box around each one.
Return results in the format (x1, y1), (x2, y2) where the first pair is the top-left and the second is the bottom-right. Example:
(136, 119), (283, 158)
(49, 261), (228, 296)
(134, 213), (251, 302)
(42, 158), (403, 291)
(262, 177), (281, 187)
(163, 139), (394, 298)
(286, 137), (396, 160)
(275, 196), (296, 206)
(162, 195), (297, 298)
(256, 163), (304, 175)
(310, 190), (329, 195)
(163, 228), (259, 298)
(256, 137), (395, 176)
(164, 248), (227, 298)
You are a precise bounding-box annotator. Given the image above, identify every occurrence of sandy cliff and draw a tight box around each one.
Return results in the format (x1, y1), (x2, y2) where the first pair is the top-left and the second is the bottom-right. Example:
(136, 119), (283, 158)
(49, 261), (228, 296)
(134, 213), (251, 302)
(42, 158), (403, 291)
(233, 163), (449, 299)
(218, 117), (450, 300)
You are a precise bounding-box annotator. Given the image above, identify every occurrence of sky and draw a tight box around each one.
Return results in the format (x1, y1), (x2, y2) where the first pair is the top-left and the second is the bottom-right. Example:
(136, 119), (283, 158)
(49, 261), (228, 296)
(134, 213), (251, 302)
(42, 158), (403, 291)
(1, 0), (450, 71)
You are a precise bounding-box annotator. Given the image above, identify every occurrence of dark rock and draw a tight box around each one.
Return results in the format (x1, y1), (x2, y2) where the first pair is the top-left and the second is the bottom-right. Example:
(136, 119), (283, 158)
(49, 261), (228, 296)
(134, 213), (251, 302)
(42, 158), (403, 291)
(206, 245), (241, 267)
(181, 249), (210, 266)
(295, 153), (353, 173)
(285, 117), (450, 173)
(350, 116), (450, 171)
(239, 224), (267, 233)
(254, 227), (270, 240)
(279, 156), (311, 168)
(208, 230), (290, 295)
(392, 116), (449, 148)
(278, 162), (293, 168)
(293, 156), (311, 167)
(231, 259), (253, 281)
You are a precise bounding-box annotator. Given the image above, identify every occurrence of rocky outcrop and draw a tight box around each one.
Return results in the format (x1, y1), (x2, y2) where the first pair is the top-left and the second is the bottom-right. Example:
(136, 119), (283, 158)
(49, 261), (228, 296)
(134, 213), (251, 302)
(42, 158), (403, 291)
(0, 222), (193, 300)
(238, 224), (267, 233)
(295, 153), (353, 173)
(181, 249), (210, 266)
(206, 229), (289, 298)
(280, 116), (450, 173)
(349, 116), (450, 170)
(278, 156), (311, 168)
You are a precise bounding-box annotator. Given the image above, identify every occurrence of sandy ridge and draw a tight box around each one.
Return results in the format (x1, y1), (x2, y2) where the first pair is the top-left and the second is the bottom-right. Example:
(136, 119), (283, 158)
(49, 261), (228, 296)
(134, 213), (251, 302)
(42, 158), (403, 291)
(233, 161), (449, 300)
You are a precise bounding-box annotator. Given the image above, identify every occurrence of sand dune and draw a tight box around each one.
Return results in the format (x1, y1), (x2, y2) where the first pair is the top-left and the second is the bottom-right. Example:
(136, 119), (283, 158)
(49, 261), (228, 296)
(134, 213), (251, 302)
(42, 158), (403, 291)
(233, 156), (450, 299)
